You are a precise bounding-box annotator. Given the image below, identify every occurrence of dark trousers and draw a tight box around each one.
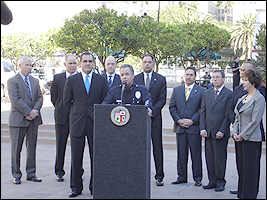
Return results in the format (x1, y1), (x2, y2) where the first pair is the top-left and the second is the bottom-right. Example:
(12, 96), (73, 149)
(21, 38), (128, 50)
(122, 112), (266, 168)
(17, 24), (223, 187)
(9, 122), (38, 179)
(236, 141), (261, 199)
(55, 123), (69, 176)
(151, 125), (164, 180)
(70, 117), (93, 193)
(176, 132), (202, 182)
(205, 137), (228, 187)
(233, 74), (240, 91)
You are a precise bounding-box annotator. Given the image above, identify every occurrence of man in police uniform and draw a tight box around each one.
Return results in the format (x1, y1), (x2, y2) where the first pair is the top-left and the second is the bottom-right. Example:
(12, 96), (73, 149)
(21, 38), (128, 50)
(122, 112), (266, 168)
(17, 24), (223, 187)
(102, 64), (153, 117)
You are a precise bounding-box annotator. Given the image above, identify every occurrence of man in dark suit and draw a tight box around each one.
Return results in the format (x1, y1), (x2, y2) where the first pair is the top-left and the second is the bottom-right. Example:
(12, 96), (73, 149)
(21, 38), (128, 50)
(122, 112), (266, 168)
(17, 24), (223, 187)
(232, 56), (240, 91)
(7, 56), (43, 184)
(229, 62), (266, 195)
(169, 66), (205, 187)
(50, 54), (78, 182)
(63, 52), (108, 197)
(200, 70), (232, 192)
(133, 54), (166, 186)
(101, 55), (121, 88)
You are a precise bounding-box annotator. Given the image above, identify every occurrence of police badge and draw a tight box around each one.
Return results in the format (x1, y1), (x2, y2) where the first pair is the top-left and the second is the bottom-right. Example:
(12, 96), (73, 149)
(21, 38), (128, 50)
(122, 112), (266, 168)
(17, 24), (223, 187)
(110, 106), (130, 126)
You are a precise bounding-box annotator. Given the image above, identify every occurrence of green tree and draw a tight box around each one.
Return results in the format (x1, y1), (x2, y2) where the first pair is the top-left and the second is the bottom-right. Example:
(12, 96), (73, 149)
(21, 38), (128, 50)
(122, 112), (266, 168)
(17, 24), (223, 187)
(216, 1), (235, 23)
(180, 23), (231, 68)
(51, 7), (140, 71)
(131, 18), (192, 72)
(230, 12), (256, 60)
(254, 24), (266, 82)
(1, 31), (58, 72)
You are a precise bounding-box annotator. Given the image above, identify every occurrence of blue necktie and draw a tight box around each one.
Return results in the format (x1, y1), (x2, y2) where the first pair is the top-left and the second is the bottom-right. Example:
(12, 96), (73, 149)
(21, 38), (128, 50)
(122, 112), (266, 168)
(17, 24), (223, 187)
(85, 74), (90, 93)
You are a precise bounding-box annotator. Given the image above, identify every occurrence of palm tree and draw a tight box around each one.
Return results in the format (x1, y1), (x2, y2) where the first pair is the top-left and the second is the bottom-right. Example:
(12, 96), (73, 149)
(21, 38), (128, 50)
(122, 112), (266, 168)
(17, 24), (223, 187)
(230, 12), (256, 60)
(216, 1), (235, 23)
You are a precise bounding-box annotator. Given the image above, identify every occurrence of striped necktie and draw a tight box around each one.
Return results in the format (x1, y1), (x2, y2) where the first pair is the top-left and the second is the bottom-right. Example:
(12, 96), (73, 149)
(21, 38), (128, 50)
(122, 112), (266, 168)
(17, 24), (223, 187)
(108, 75), (112, 87)
(185, 86), (190, 101)
(24, 76), (31, 95)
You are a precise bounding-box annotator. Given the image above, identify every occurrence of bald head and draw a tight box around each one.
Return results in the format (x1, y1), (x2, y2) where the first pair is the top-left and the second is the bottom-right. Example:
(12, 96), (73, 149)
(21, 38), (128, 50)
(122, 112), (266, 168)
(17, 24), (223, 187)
(240, 62), (255, 79)
(105, 56), (117, 75)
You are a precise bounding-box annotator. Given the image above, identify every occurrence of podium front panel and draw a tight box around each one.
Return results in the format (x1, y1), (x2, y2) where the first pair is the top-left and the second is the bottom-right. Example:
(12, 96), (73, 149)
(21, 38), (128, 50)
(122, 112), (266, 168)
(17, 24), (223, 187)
(93, 104), (151, 199)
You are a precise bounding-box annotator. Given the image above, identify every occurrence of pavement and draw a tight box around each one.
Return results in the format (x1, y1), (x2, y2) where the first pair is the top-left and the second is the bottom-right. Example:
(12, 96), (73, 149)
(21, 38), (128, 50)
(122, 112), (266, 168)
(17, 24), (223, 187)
(1, 94), (266, 199)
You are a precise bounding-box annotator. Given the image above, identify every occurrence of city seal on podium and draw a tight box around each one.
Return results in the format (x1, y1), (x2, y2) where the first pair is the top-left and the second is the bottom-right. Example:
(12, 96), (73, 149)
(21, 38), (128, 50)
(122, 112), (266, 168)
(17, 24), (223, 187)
(110, 106), (130, 126)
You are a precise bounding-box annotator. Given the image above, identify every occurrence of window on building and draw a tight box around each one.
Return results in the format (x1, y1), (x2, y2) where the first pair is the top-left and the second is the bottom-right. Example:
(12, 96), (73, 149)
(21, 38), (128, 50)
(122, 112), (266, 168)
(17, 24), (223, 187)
(218, 9), (220, 14)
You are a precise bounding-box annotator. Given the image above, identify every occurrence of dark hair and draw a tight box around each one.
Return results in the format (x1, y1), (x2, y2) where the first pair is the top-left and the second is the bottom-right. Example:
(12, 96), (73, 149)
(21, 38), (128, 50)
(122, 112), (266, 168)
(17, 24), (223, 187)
(80, 52), (95, 62)
(213, 69), (225, 78)
(185, 66), (196, 76)
(120, 64), (134, 74)
(234, 56), (239, 60)
(142, 54), (154, 62)
(243, 69), (262, 88)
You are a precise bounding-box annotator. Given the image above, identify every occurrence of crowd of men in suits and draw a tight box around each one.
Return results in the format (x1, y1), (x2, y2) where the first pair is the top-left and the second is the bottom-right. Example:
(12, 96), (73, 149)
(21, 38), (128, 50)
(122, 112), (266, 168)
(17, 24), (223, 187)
(7, 53), (266, 199)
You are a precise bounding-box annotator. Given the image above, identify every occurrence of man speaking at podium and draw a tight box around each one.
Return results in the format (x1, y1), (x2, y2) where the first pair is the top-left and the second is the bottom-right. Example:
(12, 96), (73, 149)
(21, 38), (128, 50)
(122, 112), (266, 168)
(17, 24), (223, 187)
(102, 64), (153, 117)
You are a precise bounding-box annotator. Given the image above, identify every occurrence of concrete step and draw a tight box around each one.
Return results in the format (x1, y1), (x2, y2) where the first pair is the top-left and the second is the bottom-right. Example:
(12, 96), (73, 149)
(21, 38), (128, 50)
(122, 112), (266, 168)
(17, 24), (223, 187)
(2, 123), (265, 153)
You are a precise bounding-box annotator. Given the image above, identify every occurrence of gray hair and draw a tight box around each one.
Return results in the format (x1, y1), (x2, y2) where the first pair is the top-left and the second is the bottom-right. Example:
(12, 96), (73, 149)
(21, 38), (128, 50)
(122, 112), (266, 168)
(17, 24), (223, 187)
(65, 53), (77, 61)
(19, 56), (32, 65)
(120, 64), (134, 74)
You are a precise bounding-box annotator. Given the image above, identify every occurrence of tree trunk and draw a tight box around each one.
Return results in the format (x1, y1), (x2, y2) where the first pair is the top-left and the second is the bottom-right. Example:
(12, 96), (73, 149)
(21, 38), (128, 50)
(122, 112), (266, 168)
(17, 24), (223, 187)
(224, 5), (227, 23)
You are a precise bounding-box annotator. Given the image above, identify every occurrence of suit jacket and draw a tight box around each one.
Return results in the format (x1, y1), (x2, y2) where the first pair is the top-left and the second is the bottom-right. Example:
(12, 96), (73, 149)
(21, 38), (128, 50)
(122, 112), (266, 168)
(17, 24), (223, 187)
(229, 83), (266, 141)
(200, 86), (233, 139)
(50, 72), (69, 125)
(169, 84), (206, 134)
(134, 71), (166, 126)
(233, 90), (265, 142)
(101, 73), (121, 88)
(63, 72), (108, 137)
(7, 73), (43, 127)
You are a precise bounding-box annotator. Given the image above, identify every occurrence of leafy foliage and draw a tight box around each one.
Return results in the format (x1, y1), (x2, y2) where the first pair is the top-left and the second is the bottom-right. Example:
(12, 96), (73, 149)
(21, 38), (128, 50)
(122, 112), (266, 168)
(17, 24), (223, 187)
(254, 24), (266, 82)
(230, 12), (256, 60)
(1, 31), (59, 72)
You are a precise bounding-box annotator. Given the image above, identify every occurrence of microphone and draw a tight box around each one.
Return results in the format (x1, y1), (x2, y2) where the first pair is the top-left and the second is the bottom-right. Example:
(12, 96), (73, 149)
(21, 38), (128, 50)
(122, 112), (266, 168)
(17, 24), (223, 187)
(120, 82), (127, 105)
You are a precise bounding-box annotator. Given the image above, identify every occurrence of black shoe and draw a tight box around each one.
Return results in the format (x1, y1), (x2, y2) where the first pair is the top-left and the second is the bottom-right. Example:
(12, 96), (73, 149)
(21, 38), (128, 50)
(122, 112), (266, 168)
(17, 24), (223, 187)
(26, 175), (42, 182)
(203, 183), (216, 189)
(172, 179), (187, 184)
(69, 190), (82, 198)
(156, 179), (164, 186)
(195, 181), (202, 187)
(215, 186), (225, 192)
(13, 178), (21, 184)
(56, 175), (64, 182)
(230, 190), (238, 194)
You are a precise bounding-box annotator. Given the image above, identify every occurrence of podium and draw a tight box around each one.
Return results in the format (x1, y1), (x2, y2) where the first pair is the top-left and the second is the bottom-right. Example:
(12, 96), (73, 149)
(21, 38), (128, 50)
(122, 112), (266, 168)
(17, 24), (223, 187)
(93, 104), (151, 199)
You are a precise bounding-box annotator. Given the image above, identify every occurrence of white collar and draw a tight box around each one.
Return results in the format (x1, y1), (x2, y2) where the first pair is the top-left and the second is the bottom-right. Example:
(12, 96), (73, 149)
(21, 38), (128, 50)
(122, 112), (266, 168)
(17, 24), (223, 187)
(185, 83), (195, 90)
(81, 71), (93, 81)
(66, 71), (77, 78)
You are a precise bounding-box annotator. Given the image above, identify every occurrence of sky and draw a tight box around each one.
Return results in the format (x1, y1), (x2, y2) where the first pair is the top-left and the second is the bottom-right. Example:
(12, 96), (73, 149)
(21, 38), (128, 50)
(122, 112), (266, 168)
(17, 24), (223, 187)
(1, 1), (100, 36)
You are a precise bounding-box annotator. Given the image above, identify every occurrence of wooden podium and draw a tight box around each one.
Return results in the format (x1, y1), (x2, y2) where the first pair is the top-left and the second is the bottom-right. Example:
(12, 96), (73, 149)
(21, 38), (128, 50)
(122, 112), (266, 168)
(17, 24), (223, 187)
(93, 104), (151, 199)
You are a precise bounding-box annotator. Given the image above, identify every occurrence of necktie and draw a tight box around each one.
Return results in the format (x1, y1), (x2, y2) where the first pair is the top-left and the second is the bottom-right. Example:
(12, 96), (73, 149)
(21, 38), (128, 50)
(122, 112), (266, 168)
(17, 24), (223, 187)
(215, 89), (219, 100)
(85, 74), (90, 93)
(108, 75), (112, 87)
(145, 74), (150, 89)
(185, 86), (190, 101)
(24, 76), (31, 95)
